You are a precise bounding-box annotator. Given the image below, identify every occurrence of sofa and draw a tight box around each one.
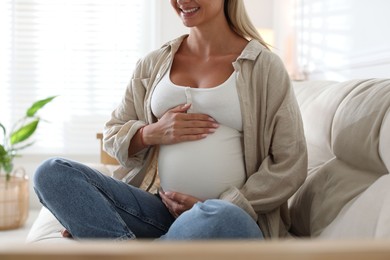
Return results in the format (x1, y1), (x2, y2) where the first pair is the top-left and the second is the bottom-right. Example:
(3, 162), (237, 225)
(290, 78), (390, 238)
(25, 78), (390, 243)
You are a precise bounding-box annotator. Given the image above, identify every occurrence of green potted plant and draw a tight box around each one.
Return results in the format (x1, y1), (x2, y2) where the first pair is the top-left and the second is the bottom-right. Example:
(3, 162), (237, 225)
(0, 96), (56, 230)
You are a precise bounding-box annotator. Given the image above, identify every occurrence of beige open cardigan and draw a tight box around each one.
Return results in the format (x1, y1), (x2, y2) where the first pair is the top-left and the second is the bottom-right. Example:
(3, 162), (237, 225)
(103, 35), (308, 239)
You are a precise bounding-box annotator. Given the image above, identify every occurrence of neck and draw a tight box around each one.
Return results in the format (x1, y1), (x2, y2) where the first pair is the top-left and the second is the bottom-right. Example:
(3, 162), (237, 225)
(185, 20), (246, 57)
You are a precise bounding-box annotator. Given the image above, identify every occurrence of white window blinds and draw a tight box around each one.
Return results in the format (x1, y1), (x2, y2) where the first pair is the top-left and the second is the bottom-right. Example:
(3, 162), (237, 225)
(0, 0), (156, 155)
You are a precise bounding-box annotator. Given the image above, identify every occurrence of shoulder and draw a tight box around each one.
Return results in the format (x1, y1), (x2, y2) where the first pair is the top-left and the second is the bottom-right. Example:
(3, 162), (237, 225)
(239, 40), (286, 73)
(240, 41), (292, 96)
(134, 35), (186, 74)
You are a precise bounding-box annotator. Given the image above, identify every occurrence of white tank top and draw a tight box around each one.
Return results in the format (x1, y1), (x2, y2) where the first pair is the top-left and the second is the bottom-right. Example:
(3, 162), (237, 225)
(151, 68), (246, 200)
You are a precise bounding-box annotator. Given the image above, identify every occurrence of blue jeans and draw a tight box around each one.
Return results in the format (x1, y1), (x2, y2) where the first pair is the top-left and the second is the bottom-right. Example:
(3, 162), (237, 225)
(33, 157), (263, 240)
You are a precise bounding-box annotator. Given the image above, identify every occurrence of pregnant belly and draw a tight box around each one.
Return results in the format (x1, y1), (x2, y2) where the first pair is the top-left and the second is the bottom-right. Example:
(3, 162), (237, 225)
(158, 125), (246, 200)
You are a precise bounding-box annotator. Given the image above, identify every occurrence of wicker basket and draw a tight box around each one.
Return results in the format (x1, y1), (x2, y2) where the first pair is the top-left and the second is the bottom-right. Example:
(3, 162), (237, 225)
(0, 168), (29, 230)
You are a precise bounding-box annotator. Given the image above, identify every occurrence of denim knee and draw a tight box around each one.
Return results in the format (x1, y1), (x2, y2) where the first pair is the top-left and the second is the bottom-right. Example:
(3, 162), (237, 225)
(33, 157), (72, 196)
(162, 199), (263, 240)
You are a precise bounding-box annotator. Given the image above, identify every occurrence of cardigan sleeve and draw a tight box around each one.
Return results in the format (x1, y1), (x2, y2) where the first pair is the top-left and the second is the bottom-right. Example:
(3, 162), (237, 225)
(103, 59), (151, 169)
(103, 39), (178, 169)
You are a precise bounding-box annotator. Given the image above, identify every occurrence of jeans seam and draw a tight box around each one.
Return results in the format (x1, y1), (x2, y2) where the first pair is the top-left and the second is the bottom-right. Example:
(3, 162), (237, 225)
(86, 177), (171, 232)
(34, 186), (135, 239)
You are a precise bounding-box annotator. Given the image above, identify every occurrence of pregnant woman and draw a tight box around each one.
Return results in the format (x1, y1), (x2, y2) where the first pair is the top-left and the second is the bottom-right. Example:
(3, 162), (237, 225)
(34, 0), (307, 240)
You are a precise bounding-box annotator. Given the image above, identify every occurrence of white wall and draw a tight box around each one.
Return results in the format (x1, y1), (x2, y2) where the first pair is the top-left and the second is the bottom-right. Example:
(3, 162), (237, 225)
(155, 1), (188, 46)
(244, 0), (273, 29)
(291, 0), (390, 81)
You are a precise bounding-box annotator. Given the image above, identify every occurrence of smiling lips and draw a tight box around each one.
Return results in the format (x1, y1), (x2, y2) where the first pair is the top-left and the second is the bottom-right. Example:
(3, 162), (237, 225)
(180, 7), (200, 16)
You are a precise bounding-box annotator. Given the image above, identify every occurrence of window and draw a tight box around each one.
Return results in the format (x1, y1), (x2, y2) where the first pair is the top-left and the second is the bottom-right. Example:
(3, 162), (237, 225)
(0, 0), (157, 155)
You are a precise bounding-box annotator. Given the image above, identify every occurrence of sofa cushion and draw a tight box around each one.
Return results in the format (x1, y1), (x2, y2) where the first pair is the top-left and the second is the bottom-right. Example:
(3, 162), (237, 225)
(379, 107), (390, 172)
(26, 206), (72, 243)
(319, 174), (390, 238)
(290, 79), (390, 237)
(293, 80), (353, 170)
(332, 79), (390, 173)
(289, 158), (379, 237)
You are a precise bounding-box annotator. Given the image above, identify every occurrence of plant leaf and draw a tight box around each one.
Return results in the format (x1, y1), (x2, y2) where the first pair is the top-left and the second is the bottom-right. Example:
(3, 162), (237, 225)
(10, 119), (39, 145)
(0, 123), (6, 138)
(12, 141), (35, 152)
(3, 160), (13, 174)
(0, 144), (6, 156)
(0, 149), (13, 176)
(26, 96), (57, 117)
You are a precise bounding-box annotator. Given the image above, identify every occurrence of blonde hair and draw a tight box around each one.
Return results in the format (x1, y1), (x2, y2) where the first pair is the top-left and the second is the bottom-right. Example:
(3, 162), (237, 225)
(224, 0), (270, 50)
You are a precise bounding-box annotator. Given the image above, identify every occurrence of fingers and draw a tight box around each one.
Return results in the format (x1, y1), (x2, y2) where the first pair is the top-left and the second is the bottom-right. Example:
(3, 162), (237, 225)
(163, 191), (186, 205)
(167, 106), (219, 134)
(168, 117), (218, 135)
(152, 103), (219, 145)
(168, 103), (217, 123)
(159, 190), (201, 218)
(169, 103), (192, 113)
(159, 192), (183, 218)
(174, 113), (218, 125)
(159, 191), (182, 218)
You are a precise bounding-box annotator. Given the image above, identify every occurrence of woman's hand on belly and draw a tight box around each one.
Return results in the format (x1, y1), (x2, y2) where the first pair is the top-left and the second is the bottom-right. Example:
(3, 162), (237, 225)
(143, 103), (219, 146)
(159, 189), (202, 218)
